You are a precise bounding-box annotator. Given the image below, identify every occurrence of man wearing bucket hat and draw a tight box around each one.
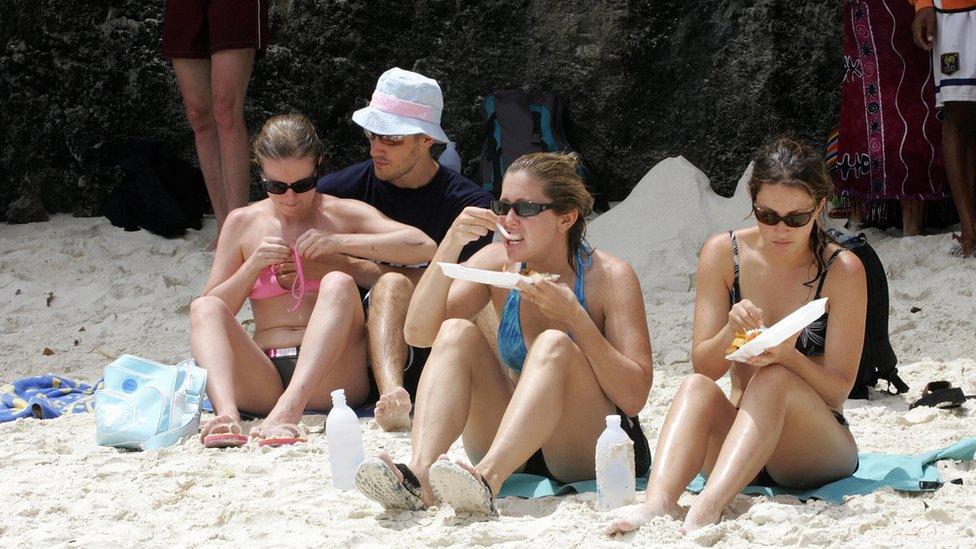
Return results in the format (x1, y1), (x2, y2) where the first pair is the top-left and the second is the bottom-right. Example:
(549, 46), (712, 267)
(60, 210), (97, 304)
(315, 67), (493, 432)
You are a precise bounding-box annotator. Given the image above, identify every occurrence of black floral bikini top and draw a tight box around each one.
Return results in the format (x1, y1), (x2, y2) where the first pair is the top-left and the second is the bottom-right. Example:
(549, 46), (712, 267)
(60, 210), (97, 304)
(728, 231), (845, 356)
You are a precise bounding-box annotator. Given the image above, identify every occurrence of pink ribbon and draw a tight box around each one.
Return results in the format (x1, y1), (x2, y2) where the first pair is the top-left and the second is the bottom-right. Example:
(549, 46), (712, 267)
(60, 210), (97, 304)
(271, 248), (307, 313)
(370, 91), (436, 122)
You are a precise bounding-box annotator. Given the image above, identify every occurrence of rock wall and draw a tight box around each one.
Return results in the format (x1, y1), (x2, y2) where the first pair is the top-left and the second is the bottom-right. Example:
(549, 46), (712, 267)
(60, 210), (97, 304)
(0, 0), (842, 222)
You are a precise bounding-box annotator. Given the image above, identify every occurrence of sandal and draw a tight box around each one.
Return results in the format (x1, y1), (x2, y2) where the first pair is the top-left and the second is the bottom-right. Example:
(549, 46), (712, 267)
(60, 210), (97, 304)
(256, 423), (307, 447)
(200, 415), (248, 449)
(355, 458), (426, 511)
(909, 381), (975, 410)
(428, 459), (497, 516)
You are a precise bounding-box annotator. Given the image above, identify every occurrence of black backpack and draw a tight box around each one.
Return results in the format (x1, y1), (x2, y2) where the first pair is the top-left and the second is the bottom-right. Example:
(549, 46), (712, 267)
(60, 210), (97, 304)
(104, 140), (208, 237)
(827, 228), (909, 399)
(474, 90), (609, 211)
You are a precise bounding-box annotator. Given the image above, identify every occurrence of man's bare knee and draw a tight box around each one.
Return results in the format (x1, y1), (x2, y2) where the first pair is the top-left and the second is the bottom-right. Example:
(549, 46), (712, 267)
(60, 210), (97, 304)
(372, 272), (414, 299)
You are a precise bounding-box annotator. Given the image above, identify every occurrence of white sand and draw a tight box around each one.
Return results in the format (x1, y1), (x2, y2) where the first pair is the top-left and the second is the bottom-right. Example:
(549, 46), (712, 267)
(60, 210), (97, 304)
(1, 158), (974, 547)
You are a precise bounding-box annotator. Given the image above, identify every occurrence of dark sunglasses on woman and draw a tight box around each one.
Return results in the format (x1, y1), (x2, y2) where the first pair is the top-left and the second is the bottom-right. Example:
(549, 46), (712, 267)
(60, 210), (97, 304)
(490, 199), (556, 217)
(752, 204), (817, 228)
(261, 175), (318, 195)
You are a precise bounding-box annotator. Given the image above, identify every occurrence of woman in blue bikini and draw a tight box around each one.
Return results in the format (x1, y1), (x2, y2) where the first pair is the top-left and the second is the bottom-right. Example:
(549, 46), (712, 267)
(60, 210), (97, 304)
(609, 136), (867, 535)
(190, 114), (435, 448)
(354, 152), (654, 514)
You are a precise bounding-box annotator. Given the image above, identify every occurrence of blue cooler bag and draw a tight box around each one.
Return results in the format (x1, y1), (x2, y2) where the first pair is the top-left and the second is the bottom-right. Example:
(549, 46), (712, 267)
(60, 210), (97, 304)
(95, 355), (206, 450)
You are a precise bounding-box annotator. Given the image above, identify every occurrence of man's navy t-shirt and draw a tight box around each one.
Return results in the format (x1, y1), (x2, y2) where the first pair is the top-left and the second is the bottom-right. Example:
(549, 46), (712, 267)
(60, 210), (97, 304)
(316, 160), (493, 262)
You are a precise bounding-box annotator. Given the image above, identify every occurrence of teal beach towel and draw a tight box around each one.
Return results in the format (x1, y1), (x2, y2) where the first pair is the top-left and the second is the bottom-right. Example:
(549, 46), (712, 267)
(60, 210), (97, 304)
(498, 438), (975, 504)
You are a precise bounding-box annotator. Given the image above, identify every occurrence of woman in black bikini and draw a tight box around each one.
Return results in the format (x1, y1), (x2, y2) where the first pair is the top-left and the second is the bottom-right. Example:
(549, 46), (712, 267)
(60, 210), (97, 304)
(609, 136), (867, 535)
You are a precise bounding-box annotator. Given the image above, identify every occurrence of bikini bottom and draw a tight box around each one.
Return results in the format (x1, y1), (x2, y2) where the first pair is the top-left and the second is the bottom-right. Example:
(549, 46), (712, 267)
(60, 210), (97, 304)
(522, 408), (652, 481)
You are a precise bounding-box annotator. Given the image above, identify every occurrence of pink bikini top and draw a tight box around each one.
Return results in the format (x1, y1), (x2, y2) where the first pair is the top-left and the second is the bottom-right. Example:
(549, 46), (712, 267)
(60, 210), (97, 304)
(250, 248), (320, 311)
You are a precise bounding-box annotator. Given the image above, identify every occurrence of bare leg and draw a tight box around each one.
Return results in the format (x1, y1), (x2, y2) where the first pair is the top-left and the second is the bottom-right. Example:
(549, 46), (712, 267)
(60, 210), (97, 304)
(943, 102), (976, 256)
(473, 330), (617, 495)
(367, 272), (414, 431)
(608, 374), (736, 535)
(846, 198), (864, 230)
(172, 59), (227, 237)
(682, 365), (858, 533)
(901, 199), (924, 237)
(210, 48), (255, 226)
(188, 296), (284, 420)
(257, 272), (371, 434)
(406, 319), (514, 505)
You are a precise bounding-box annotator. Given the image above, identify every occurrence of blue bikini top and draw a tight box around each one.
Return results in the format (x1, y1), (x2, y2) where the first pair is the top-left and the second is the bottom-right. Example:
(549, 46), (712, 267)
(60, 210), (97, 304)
(497, 248), (592, 373)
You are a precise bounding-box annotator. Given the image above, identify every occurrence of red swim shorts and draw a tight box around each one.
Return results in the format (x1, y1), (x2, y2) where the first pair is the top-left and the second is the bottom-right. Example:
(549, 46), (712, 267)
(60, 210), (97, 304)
(162, 0), (270, 59)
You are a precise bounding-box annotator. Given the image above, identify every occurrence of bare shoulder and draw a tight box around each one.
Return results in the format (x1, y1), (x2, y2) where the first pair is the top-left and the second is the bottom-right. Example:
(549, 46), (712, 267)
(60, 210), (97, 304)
(700, 231), (734, 260)
(321, 194), (379, 217)
(589, 249), (638, 284)
(828, 245), (866, 279)
(222, 201), (269, 237)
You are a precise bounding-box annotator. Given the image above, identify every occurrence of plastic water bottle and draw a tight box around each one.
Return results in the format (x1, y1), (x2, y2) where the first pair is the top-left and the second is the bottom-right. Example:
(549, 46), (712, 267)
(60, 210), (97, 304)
(438, 141), (462, 173)
(326, 389), (366, 490)
(595, 414), (635, 511)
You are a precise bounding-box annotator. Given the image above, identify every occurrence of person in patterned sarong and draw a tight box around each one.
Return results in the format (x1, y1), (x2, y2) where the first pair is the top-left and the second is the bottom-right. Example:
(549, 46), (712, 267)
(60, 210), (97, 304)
(833, 0), (950, 236)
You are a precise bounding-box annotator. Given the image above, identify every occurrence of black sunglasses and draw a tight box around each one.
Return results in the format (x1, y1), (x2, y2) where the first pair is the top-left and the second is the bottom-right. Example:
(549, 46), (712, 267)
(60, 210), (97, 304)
(490, 200), (556, 217)
(752, 204), (817, 228)
(261, 175), (318, 195)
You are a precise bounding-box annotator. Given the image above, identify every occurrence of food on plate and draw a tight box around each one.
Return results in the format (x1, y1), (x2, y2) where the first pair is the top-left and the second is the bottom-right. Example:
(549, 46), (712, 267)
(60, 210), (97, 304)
(725, 328), (764, 355)
(519, 268), (560, 282)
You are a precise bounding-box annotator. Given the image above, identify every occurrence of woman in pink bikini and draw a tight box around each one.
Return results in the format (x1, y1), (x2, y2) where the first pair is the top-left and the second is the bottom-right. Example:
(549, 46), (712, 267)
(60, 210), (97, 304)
(190, 114), (436, 448)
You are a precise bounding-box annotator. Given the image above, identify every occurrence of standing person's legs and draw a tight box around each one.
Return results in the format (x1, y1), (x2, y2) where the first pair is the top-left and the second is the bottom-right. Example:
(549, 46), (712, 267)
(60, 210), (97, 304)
(901, 198), (925, 236)
(172, 59), (228, 235)
(367, 272), (416, 431)
(210, 48), (255, 226)
(943, 102), (976, 256)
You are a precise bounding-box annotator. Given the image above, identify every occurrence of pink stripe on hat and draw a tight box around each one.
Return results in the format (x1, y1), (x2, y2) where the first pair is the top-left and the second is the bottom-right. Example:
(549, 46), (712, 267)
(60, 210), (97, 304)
(369, 91), (435, 123)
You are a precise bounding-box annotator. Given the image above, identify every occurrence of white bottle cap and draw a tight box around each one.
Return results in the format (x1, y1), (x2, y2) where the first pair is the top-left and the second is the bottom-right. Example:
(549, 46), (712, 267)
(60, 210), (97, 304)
(605, 414), (622, 427)
(331, 388), (346, 406)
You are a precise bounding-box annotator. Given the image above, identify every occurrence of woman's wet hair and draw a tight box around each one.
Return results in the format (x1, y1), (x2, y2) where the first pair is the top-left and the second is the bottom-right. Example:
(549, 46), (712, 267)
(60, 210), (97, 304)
(252, 113), (324, 168)
(506, 152), (594, 273)
(748, 135), (835, 284)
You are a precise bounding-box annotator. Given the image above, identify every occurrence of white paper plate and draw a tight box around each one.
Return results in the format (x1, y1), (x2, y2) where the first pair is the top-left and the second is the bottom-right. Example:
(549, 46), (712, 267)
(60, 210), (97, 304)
(725, 298), (828, 361)
(438, 262), (526, 289)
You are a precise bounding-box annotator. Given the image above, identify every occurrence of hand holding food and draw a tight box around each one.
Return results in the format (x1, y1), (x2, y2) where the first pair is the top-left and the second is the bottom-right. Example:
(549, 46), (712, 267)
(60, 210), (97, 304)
(728, 298), (764, 333)
(515, 276), (579, 321)
(725, 328), (764, 355)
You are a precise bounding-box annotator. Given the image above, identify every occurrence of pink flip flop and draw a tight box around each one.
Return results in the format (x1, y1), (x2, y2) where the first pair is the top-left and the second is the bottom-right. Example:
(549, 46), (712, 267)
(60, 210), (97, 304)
(257, 423), (307, 448)
(201, 416), (248, 449)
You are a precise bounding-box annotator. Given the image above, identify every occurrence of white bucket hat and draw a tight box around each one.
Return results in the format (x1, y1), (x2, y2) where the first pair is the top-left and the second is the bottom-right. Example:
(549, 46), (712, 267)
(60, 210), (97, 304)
(352, 67), (450, 144)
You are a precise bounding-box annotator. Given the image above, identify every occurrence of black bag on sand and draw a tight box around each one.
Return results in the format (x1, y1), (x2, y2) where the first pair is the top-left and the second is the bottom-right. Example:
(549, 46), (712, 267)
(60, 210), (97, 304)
(474, 90), (609, 211)
(104, 140), (207, 237)
(827, 228), (909, 399)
